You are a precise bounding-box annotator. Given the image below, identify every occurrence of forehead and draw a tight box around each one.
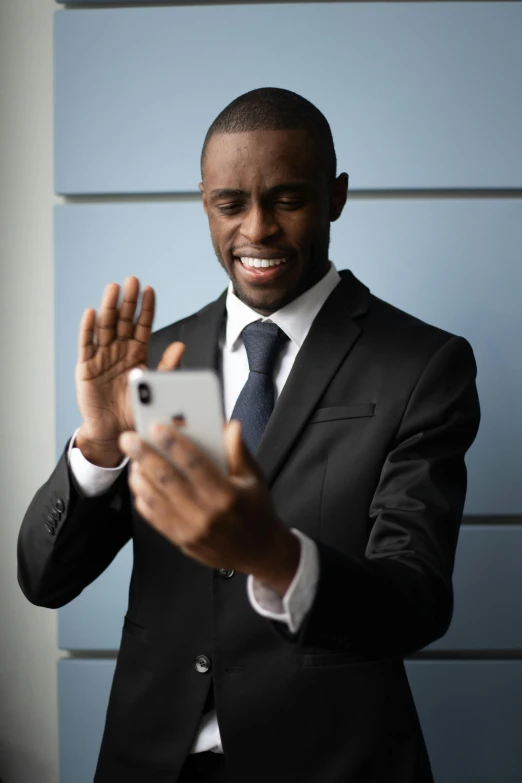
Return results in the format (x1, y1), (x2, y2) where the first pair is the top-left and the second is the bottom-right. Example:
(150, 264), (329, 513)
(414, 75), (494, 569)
(203, 129), (321, 186)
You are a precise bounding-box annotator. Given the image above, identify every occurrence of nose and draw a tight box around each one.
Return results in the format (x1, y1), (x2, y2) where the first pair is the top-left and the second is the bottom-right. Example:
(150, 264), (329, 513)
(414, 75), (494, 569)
(239, 203), (280, 245)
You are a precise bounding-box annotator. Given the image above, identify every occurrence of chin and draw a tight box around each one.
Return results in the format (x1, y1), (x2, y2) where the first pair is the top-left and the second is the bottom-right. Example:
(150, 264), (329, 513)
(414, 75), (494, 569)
(240, 287), (296, 314)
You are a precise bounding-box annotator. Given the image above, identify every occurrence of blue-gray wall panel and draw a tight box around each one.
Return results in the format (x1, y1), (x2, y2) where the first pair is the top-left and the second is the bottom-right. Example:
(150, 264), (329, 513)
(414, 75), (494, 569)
(58, 660), (114, 783)
(54, 202), (228, 457)
(54, 4), (522, 194)
(58, 659), (522, 783)
(58, 543), (131, 650)
(428, 526), (522, 651)
(407, 661), (522, 783)
(55, 199), (522, 513)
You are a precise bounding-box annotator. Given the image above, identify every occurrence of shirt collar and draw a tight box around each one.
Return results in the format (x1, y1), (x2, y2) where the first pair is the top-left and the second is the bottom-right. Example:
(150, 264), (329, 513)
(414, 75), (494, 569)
(224, 262), (341, 351)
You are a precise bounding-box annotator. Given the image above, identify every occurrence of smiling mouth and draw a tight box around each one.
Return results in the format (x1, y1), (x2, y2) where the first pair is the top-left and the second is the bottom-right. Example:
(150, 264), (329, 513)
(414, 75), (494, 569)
(237, 256), (289, 268)
(232, 255), (292, 285)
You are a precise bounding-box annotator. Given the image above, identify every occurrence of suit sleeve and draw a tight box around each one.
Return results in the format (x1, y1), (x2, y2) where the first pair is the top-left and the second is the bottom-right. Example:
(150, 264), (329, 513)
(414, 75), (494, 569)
(17, 444), (132, 609)
(276, 335), (481, 658)
(16, 326), (182, 610)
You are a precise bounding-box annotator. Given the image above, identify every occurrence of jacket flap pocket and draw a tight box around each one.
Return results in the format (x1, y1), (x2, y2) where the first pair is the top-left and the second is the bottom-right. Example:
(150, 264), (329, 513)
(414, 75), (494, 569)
(302, 653), (384, 669)
(123, 616), (148, 641)
(310, 403), (376, 423)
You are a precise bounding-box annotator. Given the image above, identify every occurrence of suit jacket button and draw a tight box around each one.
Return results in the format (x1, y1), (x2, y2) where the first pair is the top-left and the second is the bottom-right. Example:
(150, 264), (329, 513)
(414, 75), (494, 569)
(217, 568), (235, 579)
(50, 509), (61, 522)
(56, 499), (65, 512)
(195, 655), (211, 674)
(47, 514), (57, 528)
(45, 523), (55, 535)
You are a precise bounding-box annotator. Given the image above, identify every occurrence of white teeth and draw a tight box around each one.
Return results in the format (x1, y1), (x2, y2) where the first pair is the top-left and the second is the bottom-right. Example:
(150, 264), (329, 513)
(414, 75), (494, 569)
(239, 257), (288, 268)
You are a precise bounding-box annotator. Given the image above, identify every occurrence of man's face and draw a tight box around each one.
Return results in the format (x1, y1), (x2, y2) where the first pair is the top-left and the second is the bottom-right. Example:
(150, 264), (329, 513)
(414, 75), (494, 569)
(200, 129), (347, 314)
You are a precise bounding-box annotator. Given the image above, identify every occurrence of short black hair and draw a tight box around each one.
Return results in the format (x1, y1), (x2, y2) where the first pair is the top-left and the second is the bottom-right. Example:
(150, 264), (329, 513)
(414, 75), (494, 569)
(201, 87), (337, 182)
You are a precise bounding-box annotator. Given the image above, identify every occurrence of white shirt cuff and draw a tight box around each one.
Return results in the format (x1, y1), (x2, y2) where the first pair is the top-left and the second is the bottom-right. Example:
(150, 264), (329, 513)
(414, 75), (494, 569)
(247, 528), (319, 635)
(67, 428), (129, 497)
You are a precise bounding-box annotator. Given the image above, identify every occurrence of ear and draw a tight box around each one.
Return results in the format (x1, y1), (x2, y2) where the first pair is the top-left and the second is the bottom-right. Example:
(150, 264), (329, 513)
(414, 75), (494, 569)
(199, 182), (209, 215)
(330, 172), (349, 222)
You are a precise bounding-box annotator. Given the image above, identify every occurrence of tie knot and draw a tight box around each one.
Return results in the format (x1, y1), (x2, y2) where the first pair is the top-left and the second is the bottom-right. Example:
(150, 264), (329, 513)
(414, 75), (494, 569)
(241, 321), (287, 375)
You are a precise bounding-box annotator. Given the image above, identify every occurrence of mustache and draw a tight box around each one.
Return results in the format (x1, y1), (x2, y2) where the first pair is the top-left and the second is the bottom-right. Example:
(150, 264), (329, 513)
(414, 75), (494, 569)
(231, 247), (293, 256)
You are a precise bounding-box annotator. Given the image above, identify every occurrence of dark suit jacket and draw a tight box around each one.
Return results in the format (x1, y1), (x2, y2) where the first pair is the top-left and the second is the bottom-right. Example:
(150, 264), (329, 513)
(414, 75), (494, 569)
(18, 269), (480, 783)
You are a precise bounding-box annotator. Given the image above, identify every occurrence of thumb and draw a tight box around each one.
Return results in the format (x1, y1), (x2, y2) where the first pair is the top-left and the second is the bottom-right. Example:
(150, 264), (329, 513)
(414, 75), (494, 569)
(157, 341), (185, 371)
(224, 419), (259, 481)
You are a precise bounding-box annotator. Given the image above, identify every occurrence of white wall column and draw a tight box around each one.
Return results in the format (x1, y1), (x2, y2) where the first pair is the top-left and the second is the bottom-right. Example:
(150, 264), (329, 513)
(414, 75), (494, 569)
(0, 2), (58, 781)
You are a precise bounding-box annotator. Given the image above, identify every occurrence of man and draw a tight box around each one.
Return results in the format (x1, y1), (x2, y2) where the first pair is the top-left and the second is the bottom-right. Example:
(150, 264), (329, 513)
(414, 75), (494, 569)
(18, 88), (480, 783)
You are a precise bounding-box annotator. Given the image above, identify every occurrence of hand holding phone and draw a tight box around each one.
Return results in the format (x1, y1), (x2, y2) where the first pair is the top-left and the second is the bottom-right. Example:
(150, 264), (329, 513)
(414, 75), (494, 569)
(123, 369), (299, 596)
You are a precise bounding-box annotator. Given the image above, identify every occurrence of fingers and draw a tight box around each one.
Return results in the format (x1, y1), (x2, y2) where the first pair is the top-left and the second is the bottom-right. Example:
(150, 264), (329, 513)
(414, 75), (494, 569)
(120, 430), (198, 520)
(96, 282), (120, 347)
(85, 277), (155, 352)
(225, 420), (260, 482)
(78, 308), (96, 363)
(120, 424), (226, 501)
(127, 436), (191, 490)
(152, 424), (226, 489)
(127, 460), (175, 527)
(116, 276), (140, 341)
(157, 341), (186, 371)
(126, 454), (208, 550)
(224, 420), (243, 476)
(133, 285), (155, 346)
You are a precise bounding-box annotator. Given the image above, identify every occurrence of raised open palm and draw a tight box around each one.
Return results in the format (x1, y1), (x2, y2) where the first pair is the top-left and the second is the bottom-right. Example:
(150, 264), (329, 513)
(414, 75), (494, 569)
(75, 277), (184, 465)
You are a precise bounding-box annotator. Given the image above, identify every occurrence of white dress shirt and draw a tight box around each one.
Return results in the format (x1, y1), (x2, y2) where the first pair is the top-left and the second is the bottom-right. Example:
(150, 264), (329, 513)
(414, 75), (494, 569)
(68, 262), (341, 754)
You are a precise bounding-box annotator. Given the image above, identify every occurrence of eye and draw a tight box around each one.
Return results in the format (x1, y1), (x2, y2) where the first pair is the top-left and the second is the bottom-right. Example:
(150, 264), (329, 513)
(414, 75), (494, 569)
(217, 203), (243, 214)
(276, 200), (304, 210)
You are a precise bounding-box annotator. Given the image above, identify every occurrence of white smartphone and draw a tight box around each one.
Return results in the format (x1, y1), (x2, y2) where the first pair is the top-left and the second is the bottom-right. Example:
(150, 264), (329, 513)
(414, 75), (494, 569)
(128, 368), (227, 474)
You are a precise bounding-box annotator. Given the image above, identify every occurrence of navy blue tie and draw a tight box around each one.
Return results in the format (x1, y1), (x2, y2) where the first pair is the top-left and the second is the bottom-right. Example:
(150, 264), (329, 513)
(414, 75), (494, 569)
(231, 321), (287, 454)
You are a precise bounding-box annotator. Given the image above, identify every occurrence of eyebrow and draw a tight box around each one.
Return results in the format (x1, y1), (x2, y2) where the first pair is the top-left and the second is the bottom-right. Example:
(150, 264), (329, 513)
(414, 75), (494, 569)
(209, 183), (309, 200)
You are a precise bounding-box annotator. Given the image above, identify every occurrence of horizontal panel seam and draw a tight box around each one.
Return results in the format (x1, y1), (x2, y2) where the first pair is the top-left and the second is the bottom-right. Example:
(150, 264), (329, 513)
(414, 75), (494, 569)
(59, 650), (522, 659)
(59, 1), (522, 9)
(58, 189), (522, 204)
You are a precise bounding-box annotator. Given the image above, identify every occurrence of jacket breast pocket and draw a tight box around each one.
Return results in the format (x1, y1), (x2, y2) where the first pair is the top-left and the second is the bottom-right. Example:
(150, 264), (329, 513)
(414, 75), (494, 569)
(119, 616), (151, 672)
(309, 403), (376, 424)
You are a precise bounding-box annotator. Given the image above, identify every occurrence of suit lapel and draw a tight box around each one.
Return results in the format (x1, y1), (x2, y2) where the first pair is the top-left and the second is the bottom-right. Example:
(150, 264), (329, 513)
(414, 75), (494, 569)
(256, 270), (371, 485)
(176, 271), (370, 486)
(179, 289), (227, 372)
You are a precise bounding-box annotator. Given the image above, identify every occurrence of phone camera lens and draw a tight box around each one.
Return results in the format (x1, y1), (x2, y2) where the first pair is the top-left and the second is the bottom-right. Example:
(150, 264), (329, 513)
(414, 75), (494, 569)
(138, 383), (152, 405)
